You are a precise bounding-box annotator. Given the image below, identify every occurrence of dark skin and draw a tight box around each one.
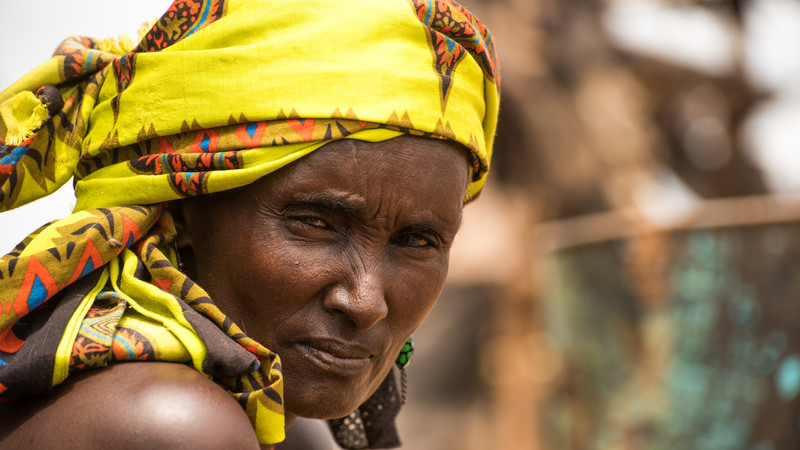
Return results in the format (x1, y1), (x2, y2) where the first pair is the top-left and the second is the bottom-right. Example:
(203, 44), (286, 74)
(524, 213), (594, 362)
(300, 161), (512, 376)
(0, 363), (260, 449)
(0, 135), (469, 448)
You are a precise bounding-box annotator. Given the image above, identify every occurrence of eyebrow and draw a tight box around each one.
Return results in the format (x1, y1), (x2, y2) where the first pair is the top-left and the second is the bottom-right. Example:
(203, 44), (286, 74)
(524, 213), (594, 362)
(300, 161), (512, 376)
(287, 189), (463, 233)
(287, 190), (368, 214)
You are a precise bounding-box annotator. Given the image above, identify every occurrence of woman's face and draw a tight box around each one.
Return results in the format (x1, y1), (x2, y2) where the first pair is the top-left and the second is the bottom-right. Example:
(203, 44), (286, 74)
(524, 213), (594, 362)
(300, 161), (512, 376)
(176, 135), (469, 419)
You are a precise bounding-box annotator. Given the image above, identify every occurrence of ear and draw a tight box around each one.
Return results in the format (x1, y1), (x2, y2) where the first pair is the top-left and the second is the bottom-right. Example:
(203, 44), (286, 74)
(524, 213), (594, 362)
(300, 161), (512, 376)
(168, 199), (201, 278)
(169, 200), (197, 250)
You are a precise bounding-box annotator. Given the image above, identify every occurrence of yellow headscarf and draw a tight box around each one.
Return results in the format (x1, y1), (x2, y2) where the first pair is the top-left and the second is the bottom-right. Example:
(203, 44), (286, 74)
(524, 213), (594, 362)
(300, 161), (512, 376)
(0, 0), (499, 446)
(1, 0), (498, 211)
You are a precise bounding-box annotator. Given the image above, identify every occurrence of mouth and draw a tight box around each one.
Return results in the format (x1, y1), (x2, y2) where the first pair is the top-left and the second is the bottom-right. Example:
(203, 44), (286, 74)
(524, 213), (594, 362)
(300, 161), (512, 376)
(295, 340), (375, 375)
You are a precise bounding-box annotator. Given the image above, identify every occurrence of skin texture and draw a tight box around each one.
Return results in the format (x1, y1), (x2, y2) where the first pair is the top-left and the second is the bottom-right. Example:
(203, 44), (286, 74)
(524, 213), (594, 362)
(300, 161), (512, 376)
(0, 363), (260, 449)
(175, 135), (469, 421)
(0, 135), (469, 447)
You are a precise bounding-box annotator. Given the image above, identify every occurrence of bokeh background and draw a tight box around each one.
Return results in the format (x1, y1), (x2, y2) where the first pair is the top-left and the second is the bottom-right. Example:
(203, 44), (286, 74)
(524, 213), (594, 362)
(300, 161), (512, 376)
(405, 1), (800, 449)
(3, 1), (800, 449)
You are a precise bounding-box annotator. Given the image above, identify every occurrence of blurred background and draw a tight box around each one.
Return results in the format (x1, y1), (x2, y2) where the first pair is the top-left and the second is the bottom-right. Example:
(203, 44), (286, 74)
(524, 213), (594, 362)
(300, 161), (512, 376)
(3, 0), (800, 449)
(405, 0), (800, 449)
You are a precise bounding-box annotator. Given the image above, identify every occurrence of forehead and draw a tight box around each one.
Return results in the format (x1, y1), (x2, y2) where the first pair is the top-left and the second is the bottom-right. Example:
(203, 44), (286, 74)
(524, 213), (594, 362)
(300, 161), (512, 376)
(294, 135), (467, 183)
(251, 135), (470, 221)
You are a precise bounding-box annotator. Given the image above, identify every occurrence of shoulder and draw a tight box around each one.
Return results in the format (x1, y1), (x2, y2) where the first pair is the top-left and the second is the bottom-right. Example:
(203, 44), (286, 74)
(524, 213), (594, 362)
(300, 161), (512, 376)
(0, 362), (260, 449)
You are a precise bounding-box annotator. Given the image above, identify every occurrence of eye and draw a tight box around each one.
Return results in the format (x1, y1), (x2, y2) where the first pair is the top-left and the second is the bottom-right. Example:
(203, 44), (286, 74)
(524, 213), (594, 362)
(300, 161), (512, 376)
(299, 216), (328, 229)
(284, 214), (333, 236)
(395, 232), (438, 249)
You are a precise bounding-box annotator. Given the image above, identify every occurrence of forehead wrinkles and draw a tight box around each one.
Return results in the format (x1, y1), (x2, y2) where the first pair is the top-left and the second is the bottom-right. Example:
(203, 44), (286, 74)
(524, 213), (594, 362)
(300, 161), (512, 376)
(276, 136), (466, 226)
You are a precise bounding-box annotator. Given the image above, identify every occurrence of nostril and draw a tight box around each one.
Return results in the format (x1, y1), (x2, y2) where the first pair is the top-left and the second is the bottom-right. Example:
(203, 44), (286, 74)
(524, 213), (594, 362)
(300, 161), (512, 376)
(323, 281), (388, 331)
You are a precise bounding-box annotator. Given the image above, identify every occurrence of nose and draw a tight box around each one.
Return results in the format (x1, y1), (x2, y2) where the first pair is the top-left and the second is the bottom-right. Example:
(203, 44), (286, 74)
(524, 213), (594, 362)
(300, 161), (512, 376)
(323, 266), (389, 331)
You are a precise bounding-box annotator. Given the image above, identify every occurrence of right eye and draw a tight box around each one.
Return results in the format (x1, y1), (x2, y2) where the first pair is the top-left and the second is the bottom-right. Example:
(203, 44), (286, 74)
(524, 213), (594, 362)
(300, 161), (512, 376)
(298, 216), (328, 229)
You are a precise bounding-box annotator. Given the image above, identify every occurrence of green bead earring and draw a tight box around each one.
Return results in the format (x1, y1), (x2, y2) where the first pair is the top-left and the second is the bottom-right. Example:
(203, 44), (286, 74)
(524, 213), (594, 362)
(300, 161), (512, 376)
(395, 336), (414, 405)
(395, 336), (414, 369)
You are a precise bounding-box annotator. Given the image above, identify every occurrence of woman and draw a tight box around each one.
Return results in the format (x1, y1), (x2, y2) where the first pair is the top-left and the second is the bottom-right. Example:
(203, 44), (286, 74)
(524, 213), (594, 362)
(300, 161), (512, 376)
(0, 0), (499, 448)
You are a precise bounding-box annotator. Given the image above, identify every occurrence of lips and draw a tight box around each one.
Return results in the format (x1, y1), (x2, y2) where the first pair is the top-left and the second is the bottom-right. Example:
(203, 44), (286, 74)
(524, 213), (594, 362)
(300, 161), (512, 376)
(295, 339), (376, 375)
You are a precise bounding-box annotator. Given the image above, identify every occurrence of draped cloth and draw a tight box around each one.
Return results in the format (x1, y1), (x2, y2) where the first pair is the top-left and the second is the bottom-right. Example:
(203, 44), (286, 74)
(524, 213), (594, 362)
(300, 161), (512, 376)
(0, 0), (499, 447)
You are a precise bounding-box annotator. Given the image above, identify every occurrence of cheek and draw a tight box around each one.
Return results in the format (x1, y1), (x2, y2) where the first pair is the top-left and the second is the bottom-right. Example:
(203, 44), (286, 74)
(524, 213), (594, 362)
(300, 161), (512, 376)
(387, 257), (449, 336)
(229, 237), (339, 333)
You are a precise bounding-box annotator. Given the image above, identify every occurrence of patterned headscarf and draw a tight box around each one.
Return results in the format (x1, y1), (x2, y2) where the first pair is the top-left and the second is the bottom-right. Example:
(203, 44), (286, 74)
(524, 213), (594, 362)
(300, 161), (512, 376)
(0, 0), (499, 447)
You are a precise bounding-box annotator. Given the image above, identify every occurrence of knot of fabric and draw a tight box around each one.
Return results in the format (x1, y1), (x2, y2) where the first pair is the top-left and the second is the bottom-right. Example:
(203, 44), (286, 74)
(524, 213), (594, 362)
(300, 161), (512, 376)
(0, 91), (50, 146)
(35, 85), (65, 117)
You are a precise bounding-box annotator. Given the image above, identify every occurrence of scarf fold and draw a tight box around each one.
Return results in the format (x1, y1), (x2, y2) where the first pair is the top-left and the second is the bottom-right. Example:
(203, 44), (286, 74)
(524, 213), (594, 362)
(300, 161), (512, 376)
(0, 0), (499, 447)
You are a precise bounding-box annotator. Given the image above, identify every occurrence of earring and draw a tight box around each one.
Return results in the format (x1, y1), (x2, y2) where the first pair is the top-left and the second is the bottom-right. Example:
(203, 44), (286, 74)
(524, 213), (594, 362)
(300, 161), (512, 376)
(395, 336), (414, 405)
(395, 336), (414, 370)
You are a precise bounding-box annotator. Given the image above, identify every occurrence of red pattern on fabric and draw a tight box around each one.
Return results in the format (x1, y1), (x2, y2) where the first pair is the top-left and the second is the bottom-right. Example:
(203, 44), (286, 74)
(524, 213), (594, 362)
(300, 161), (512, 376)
(138, 0), (227, 52)
(410, 0), (499, 113)
(67, 238), (104, 285)
(14, 256), (58, 317)
(190, 129), (220, 153)
(120, 212), (144, 248)
(70, 335), (111, 370)
(111, 53), (138, 121)
(111, 328), (156, 361)
(243, 344), (259, 354)
(152, 278), (172, 292)
(235, 122), (268, 148)
(414, 0), (498, 83)
(0, 327), (24, 353)
(287, 119), (315, 143)
(158, 137), (176, 154)
(55, 36), (101, 80)
(113, 53), (137, 93)
(68, 297), (160, 370)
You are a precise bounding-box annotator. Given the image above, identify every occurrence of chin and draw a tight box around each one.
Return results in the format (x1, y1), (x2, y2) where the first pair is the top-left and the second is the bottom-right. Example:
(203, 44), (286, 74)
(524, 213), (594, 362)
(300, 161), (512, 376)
(282, 364), (393, 420)
(285, 388), (370, 420)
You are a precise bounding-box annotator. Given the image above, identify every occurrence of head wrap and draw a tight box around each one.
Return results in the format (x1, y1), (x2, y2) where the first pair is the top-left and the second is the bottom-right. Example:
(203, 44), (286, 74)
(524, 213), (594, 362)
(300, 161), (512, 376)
(0, 0), (499, 447)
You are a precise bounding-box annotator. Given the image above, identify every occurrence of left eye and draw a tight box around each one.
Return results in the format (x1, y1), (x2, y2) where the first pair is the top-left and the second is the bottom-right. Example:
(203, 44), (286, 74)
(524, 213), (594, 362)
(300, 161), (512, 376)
(396, 233), (434, 248)
(301, 217), (328, 228)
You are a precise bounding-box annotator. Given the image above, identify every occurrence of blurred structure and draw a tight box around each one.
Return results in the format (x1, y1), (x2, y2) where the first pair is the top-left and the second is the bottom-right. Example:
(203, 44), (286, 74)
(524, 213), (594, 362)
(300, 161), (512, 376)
(399, 0), (800, 449)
